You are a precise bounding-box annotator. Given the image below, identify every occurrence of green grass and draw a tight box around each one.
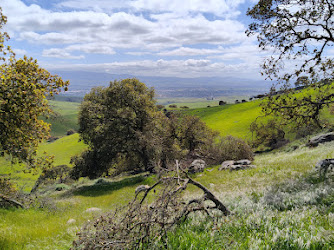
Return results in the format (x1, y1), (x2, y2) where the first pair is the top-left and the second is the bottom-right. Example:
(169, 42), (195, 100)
(158, 96), (250, 109)
(0, 134), (87, 192)
(45, 100), (80, 137)
(1, 140), (334, 249)
(185, 101), (262, 139)
(1, 97), (334, 249)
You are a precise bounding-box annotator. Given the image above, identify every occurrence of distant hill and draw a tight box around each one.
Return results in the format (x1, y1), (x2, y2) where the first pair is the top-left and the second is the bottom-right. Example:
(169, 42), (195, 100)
(53, 70), (271, 98)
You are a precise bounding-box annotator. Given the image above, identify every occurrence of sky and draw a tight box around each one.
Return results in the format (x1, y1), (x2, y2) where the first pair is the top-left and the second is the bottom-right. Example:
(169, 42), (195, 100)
(1, 0), (269, 79)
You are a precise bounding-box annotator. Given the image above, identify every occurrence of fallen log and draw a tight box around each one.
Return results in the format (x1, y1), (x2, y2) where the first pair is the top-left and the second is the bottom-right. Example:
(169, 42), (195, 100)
(0, 194), (24, 209)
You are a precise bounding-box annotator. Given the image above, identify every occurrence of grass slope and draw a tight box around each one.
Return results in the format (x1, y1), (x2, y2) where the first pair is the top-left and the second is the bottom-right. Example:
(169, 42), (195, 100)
(0, 134), (87, 192)
(1, 141), (333, 249)
(46, 100), (80, 137)
(186, 101), (262, 139)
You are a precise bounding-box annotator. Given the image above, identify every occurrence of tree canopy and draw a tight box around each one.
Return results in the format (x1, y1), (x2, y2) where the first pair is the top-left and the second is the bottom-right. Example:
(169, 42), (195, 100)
(72, 79), (225, 178)
(0, 7), (69, 161)
(247, 0), (334, 129)
(247, 0), (334, 83)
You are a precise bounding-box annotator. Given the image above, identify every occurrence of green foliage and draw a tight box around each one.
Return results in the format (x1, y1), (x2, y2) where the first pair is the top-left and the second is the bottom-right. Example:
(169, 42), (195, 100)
(203, 136), (254, 164)
(247, 0), (334, 130)
(186, 101), (262, 139)
(75, 79), (157, 177)
(250, 119), (287, 150)
(0, 8), (69, 162)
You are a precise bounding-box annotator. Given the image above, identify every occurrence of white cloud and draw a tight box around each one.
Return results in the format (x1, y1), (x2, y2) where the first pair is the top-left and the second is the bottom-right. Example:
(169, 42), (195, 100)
(12, 48), (27, 55)
(158, 47), (223, 56)
(43, 58), (262, 79)
(2, 0), (247, 51)
(57, 0), (247, 17)
(43, 48), (85, 59)
(1, 0), (263, 78)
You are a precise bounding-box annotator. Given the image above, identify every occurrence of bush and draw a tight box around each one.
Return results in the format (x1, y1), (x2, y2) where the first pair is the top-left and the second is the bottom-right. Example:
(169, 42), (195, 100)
(66, 129), (75, 135)
(250, 119), (287, 150)
(31, 165), (71, 193)
(169, 104), (177, 108)
(0, 177), (17, 197)
(202, 136), (253, 164)
(156, 104), (165, 110)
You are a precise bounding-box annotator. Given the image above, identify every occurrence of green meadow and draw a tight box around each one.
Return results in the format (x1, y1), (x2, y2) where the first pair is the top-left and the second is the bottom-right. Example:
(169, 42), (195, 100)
(0, 98), (333, 249)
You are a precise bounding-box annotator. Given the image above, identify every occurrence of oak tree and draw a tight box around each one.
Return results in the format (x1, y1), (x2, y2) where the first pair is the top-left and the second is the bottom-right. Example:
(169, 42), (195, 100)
(247, 0), (334, 129)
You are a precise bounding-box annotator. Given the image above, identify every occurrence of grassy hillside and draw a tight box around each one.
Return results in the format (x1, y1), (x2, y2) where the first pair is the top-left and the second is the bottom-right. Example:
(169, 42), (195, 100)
(1, 140), (333, 249)
(1, 98), (334, 249)
(45, 100), (80, 137)
(186, 101), (262, 139)
(0, 134), (87, 192)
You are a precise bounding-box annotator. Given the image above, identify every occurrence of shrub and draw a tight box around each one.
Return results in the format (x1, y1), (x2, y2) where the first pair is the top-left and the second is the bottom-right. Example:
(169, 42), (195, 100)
(250, 119), (287, 150)
(169, 104), (177, 108)
(0, 177), (17, 197)
(31, 165), (71, 193)
(66, 129), (75, 135)
(202, 136), (253, 164)
(156, 104), (165, 110)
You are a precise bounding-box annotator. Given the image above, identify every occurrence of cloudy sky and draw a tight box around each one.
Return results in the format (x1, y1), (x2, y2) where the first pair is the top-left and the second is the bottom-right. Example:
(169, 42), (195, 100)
(1, 0), (268, 79)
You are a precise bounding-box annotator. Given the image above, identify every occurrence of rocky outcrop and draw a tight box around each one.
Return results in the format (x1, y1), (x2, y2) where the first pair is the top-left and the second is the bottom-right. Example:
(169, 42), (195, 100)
(307, 132), (334, 147)
(188, 159), (206, 173)
(219, 159), (255, 171)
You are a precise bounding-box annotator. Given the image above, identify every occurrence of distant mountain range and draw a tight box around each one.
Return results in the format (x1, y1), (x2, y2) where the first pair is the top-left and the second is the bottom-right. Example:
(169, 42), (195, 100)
(53, 70), (271, 98)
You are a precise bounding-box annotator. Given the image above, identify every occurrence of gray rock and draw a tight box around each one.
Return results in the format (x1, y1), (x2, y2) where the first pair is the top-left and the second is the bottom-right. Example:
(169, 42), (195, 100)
(219, 160), (235, 171)
(307, 132), (334, 147)
(219, 159), (255, 171)
(229, 165), (256, 171)
(188, 159), (206, 173)
(85, 207), (102, 213)
(315, 159), (334, 177)
(235, 159), (252, 165)
(67, 219), (76, 224)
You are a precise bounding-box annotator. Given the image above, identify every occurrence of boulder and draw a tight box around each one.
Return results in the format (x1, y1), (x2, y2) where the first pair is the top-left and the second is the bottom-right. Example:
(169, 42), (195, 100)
(307, 132), (334, 147)
(229, 165), (256, 171)
(85, 207), (102, 213)
(219, 159), (255, 171)
(188, 159), (206, 173)
(315, 159), (334, 177)
(219, 160), (235, 171)
(235, 159), (252, 165)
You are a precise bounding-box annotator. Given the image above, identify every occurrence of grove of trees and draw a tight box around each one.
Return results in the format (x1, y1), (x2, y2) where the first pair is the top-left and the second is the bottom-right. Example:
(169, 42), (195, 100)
(71, 78), (252, 178)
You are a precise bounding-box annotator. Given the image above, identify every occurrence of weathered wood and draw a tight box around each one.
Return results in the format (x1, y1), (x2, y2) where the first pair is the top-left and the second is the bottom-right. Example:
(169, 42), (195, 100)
(0, 194), (24, 209)
(187, 177), (230, 216)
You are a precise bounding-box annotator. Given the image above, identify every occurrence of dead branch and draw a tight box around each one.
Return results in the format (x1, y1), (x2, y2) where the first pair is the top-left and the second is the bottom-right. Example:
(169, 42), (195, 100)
(0, 194), (24, 209)
(73, 166), (230, 249)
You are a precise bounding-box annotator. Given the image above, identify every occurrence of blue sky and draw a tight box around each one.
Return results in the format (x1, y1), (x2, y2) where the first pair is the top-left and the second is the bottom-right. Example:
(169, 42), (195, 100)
(1, 0), (268, 79)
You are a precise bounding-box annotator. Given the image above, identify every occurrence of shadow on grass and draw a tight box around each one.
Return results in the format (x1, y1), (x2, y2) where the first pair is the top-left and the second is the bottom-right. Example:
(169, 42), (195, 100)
(62, 174), (147, 197)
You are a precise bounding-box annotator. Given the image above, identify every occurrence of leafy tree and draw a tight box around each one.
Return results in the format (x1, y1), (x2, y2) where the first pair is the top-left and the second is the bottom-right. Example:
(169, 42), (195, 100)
(247, 0), (334, 128)
(0, 8), (69, 161)
(74, 79), (157, 177)
(73, 80), (223, 178)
